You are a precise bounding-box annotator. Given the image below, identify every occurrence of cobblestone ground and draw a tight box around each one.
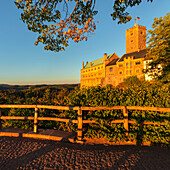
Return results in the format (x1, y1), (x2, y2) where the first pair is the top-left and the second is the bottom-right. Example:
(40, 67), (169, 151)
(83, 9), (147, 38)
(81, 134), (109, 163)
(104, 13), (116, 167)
(0, 137), (170, 170)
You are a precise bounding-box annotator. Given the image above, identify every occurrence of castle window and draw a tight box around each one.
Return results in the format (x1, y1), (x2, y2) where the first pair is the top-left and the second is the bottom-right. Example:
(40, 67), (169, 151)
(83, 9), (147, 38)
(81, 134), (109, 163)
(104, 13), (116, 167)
(126, 70), (128, 74)
(83, 75), (85, 78)
(101, 66), (103, 69)
(141, 31), (143, 34)
(91, 69), (93, 71)
(131, 40), (133, 42)
(110, 67), (113, 72)
(131, 33), (133, 36)
(130, 63), (132, 66)
(98, 67), (100, 69)
(126, 63), (129, 66)
(130, 70), (132, 74)
(119, 71), (123, 75)
(136, 69), (140, 73)
(94, 68), (96, 70)
(119, 64), (123, 67)
(136, 61), (141, 65)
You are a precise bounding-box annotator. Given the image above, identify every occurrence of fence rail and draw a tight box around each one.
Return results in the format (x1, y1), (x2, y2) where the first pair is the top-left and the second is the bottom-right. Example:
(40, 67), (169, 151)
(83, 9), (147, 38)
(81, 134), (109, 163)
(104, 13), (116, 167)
(0, 105), (169, 142)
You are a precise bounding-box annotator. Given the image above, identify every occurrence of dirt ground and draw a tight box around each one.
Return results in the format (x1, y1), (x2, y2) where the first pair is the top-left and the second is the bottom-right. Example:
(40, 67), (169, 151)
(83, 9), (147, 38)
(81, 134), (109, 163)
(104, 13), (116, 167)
(0, 136), (170, 170)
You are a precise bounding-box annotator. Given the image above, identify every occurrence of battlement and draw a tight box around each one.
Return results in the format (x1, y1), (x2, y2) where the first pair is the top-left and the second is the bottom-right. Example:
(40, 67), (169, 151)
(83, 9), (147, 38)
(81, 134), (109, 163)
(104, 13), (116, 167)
(80, 23), (147, 88)
(126, 24), (146, 54)
(126, 25), (146, 33)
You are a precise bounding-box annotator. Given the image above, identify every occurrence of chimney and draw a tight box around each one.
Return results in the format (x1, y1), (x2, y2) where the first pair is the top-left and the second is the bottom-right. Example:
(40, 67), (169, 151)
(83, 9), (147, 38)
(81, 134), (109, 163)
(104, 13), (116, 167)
(90, 62), (92, 67)
(104, 53), (107, 60)
(82, 61), (84, 69)
(103, 53), (107, 65)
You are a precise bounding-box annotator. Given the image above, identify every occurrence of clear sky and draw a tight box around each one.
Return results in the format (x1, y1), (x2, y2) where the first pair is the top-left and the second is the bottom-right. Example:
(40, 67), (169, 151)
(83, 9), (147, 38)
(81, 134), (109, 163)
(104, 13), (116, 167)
(0, 0), (169, 85)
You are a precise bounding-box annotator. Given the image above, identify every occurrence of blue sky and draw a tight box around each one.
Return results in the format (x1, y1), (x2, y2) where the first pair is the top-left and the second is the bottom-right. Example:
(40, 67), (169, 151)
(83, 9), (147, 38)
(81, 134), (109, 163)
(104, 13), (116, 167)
(0, 0), (169, 85)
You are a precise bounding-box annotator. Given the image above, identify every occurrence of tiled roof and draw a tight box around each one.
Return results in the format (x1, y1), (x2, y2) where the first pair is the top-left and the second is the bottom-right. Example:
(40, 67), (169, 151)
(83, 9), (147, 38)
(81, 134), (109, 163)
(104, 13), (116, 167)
(84, 53), (114, 69)
(106, 58), (119, 66)
(107, 53), (114, 60)
(118, 49), (147, 62)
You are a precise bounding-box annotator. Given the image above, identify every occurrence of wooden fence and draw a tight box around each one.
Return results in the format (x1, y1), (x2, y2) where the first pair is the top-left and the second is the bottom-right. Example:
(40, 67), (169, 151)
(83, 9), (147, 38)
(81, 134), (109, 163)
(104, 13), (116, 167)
(0, 105), (169, 142)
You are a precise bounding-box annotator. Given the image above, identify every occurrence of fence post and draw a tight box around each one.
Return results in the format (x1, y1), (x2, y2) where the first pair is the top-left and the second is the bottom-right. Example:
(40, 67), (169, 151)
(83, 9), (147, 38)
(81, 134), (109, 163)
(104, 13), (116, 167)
(123, 106), (129, 135)
(34, 107), (38, 133)
(0, 108), (2, 130)
(77, 107), (83, 143)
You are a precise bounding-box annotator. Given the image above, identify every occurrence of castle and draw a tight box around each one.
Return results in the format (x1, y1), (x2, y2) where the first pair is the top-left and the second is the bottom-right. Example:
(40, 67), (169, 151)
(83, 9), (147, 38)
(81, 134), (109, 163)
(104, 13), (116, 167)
(80, 23), (150, 87)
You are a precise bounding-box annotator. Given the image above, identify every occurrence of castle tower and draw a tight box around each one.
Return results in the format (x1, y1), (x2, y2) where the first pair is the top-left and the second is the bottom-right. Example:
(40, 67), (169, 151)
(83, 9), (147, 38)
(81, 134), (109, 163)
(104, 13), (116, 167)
(126, 24), (146, 53)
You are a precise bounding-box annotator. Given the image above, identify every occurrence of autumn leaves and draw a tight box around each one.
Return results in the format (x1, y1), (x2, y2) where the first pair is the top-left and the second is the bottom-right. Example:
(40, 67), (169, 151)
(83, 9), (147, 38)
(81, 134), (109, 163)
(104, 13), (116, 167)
(15, 0), (98, 52)
(56, 18), (97, 47)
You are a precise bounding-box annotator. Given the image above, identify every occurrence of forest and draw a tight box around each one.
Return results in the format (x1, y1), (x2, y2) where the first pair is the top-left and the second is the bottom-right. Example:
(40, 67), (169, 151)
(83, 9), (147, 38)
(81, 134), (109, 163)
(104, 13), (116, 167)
(0, 79), (169, 144)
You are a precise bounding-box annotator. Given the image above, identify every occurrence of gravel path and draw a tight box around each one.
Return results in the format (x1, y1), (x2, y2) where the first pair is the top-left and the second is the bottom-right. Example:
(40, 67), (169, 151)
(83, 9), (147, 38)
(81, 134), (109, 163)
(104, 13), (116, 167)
(0, 137), (170, 170)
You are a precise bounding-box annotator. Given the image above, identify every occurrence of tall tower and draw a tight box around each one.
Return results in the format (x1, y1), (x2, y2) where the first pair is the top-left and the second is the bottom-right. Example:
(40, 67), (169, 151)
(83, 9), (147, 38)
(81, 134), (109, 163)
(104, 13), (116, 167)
(125, 24), (146, 54)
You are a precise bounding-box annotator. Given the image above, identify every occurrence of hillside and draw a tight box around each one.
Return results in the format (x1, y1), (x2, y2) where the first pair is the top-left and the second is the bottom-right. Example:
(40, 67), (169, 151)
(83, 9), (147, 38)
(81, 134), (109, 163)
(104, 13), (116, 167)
(0, 84), (79, 91)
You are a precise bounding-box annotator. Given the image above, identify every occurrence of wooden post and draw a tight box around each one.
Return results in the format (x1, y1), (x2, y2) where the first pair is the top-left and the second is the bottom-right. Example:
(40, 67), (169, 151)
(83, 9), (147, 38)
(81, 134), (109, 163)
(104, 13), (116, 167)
(77, 107), (83, 143)
(123, 106), (129, 135)
(0, 108), (2, 130)
(34, 107), (38, 133)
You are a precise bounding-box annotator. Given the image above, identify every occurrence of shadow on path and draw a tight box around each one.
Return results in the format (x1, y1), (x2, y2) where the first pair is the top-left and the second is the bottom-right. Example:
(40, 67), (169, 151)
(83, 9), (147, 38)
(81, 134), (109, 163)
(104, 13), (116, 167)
(0, 137), (170, 170)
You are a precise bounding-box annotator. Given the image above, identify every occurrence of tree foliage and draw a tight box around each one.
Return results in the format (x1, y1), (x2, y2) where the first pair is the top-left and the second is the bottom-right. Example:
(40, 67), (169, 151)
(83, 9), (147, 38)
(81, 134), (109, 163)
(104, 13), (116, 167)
(1, 83), (169, 144)
(146, 12), (170, 82)
(123, 76), (141, 87)
(15, 0), (153, 52)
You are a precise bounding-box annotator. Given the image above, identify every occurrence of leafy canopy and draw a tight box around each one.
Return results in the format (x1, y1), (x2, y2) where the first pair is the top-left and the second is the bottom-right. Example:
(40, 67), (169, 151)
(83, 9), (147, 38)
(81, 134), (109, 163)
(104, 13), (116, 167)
(146, 12), (170, 82)
(123, 76), (141, 87)
(15, 0), (153, 52)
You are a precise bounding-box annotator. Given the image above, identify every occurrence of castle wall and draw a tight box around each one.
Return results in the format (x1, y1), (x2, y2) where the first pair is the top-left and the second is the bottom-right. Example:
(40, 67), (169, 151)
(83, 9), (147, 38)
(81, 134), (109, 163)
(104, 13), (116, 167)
(126, 25), (146, 53)
(80, 63), (105, 88)
(80, 24), (147, 88)
(105, 65), (119, 86)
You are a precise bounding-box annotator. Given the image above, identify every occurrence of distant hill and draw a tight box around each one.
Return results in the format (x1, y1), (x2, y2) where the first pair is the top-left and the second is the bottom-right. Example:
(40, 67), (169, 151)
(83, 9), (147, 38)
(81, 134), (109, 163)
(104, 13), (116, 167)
(0, 84), (79, 91)
(0, 84), (10, 86)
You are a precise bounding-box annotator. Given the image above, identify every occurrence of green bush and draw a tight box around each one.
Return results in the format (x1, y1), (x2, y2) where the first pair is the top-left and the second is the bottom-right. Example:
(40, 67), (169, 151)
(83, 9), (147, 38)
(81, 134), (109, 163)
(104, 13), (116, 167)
(0, 82), (169, 144)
